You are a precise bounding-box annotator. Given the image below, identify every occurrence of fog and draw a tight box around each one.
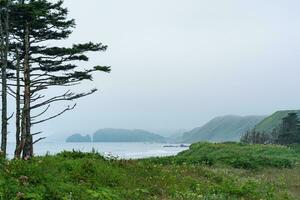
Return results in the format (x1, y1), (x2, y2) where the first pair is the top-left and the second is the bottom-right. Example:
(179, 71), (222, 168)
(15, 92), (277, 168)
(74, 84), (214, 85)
(7, 0), (300, 138)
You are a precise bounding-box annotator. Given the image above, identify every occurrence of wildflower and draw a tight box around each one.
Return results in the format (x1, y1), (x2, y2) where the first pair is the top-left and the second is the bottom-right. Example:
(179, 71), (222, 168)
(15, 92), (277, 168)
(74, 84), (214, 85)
(16, 192), (25, 198)
(19, 176), (29, 186)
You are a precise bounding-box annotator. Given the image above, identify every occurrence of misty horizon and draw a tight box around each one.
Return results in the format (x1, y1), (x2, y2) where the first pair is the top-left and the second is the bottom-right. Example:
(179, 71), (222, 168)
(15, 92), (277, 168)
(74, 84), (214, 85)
(5, 0), (300, 140)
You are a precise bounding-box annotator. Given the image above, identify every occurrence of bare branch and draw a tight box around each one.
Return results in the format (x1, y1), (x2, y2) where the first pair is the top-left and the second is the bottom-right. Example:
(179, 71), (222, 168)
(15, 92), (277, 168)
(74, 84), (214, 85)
(31, 89), (97, 110)
(31, 104), (76, 125)
(32, 137), (46, 145)
(31, 104), (50, 119)
(32, 131), (43, 136)
(7, 89), (17, 98)
(8, 112), (14, 121)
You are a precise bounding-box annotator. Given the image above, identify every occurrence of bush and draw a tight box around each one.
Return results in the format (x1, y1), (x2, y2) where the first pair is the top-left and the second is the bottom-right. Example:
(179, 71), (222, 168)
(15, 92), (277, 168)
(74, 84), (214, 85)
(56, 150), (106, 160)
(152, 142), (300, 169)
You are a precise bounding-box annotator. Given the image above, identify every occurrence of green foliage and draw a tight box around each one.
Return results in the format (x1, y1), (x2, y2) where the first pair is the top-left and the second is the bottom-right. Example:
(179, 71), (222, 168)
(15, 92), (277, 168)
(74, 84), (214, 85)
(242, 112), (300, 145)
(56, 150), (106, 160)
(241, 129), (270, 144)
(0, 145), (299, 199)
(10, 0), (110, 80)
(86, 188), (122, 200)
(276, 113), (300, 145)
(255, 110), (300, 134)
(149, 142), (300, 169)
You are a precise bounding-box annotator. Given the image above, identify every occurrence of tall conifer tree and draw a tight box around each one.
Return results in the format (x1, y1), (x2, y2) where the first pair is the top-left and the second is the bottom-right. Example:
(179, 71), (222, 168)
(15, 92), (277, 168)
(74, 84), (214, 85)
(7, 0), (110, 158)
(277, 113), (300, 145)
(0, 0), (10, 156)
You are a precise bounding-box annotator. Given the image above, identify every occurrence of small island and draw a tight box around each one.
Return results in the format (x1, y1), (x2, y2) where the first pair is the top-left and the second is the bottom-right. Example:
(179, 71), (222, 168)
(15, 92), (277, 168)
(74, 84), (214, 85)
(93, 129), (166, 142)
(65, 129), (167, 143)
(66, 134), (92, 143)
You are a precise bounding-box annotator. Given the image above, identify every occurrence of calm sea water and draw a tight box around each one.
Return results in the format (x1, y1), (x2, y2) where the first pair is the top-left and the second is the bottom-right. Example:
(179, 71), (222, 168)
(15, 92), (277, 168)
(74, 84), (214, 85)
(6, 142), (189, 159)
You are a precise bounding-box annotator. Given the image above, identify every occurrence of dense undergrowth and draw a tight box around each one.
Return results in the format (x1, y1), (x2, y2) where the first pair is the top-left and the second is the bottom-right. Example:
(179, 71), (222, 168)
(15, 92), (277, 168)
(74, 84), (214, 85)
(148, 142), (300, 169)
(0, 143), (299, 200)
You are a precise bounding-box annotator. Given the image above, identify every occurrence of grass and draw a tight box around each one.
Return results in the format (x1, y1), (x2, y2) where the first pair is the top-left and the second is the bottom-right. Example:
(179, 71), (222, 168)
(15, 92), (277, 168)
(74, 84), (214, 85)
(0, 143), (299, 200)
(148, 142), (300, 169)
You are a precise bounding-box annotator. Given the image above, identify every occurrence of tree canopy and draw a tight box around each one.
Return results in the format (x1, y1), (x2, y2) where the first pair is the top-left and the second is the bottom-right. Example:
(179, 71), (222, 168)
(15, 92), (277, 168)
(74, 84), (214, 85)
(0, 0), (110, 158)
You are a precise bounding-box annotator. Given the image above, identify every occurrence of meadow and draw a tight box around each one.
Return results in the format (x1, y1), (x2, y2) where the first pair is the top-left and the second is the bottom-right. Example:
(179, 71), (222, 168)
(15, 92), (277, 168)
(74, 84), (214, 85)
(0, 143), (299, 200)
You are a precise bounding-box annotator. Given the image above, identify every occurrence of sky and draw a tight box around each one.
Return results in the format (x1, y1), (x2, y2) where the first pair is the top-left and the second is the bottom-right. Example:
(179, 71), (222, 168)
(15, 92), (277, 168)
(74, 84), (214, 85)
(7, 0), (300, 138)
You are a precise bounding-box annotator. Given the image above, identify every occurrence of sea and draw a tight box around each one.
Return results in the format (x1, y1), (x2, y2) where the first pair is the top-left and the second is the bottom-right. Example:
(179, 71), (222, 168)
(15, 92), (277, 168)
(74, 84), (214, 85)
(6, 142), (189, 159)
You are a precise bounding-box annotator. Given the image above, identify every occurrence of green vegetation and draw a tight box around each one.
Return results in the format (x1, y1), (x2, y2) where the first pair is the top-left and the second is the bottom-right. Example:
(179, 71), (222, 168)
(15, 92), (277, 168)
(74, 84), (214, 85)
(274, 113), (300, 145)
(240, 129), (270, 144)
(66, 134), (92, 143)
(1, 143), (300, 200)
(150, 142), (300, 169)
(93, 129), (166, 142)
(255, 110), (300, 134)
(181, 115), (265, 143)
(0, 0), (110, 159)
(242, 112), (300, 145)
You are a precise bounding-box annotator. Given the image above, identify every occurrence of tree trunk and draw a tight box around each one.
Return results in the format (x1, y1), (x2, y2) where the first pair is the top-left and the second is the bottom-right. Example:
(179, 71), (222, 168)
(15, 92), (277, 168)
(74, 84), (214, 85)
(14, 48), (22, 159)
(22, 23), (32, 159)
(0, 12), (3, 157)
(0, 6), (9, 157)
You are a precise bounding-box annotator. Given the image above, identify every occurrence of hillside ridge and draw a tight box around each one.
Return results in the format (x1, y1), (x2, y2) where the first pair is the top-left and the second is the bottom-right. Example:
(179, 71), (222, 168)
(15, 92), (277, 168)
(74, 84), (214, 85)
(181, 115), (266, 143)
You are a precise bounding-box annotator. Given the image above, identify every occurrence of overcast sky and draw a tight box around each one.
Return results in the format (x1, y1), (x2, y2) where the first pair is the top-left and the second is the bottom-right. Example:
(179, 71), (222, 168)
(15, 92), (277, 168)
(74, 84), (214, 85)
(11, 0), (300, 137)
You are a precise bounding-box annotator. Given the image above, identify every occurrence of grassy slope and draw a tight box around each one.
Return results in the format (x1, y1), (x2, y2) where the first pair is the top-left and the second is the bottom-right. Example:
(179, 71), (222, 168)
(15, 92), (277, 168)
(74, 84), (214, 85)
(182, 116), (266, 143)
(255, 110), (300, 133)
(0, 143), (299, 200)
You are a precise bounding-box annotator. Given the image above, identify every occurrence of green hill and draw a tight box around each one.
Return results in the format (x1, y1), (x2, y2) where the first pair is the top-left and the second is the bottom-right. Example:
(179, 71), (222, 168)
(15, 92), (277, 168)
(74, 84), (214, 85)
(66, 134), (92, 143)
(93, 129), (166, 142)
(181, 115), (266, 143)
(255, 110), (300, 133)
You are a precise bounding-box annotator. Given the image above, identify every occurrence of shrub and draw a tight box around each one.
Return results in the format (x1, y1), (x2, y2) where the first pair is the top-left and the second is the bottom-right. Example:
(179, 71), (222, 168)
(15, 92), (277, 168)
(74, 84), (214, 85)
(152, 142), (300, 169)
(57, 150), (106, 160)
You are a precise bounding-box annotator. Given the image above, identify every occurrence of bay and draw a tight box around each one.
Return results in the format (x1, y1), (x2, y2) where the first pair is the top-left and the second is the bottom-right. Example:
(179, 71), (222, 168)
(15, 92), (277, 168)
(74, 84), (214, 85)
(7, 142), (189, 159)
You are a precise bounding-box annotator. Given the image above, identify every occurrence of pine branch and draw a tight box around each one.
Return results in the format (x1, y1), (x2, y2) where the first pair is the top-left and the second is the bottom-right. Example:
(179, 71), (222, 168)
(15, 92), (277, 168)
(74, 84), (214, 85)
(31, 104), (76, 125)
(31, 89), (97, 110)
(31, 104), (50, 119)
(32, 137), (46, 145)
